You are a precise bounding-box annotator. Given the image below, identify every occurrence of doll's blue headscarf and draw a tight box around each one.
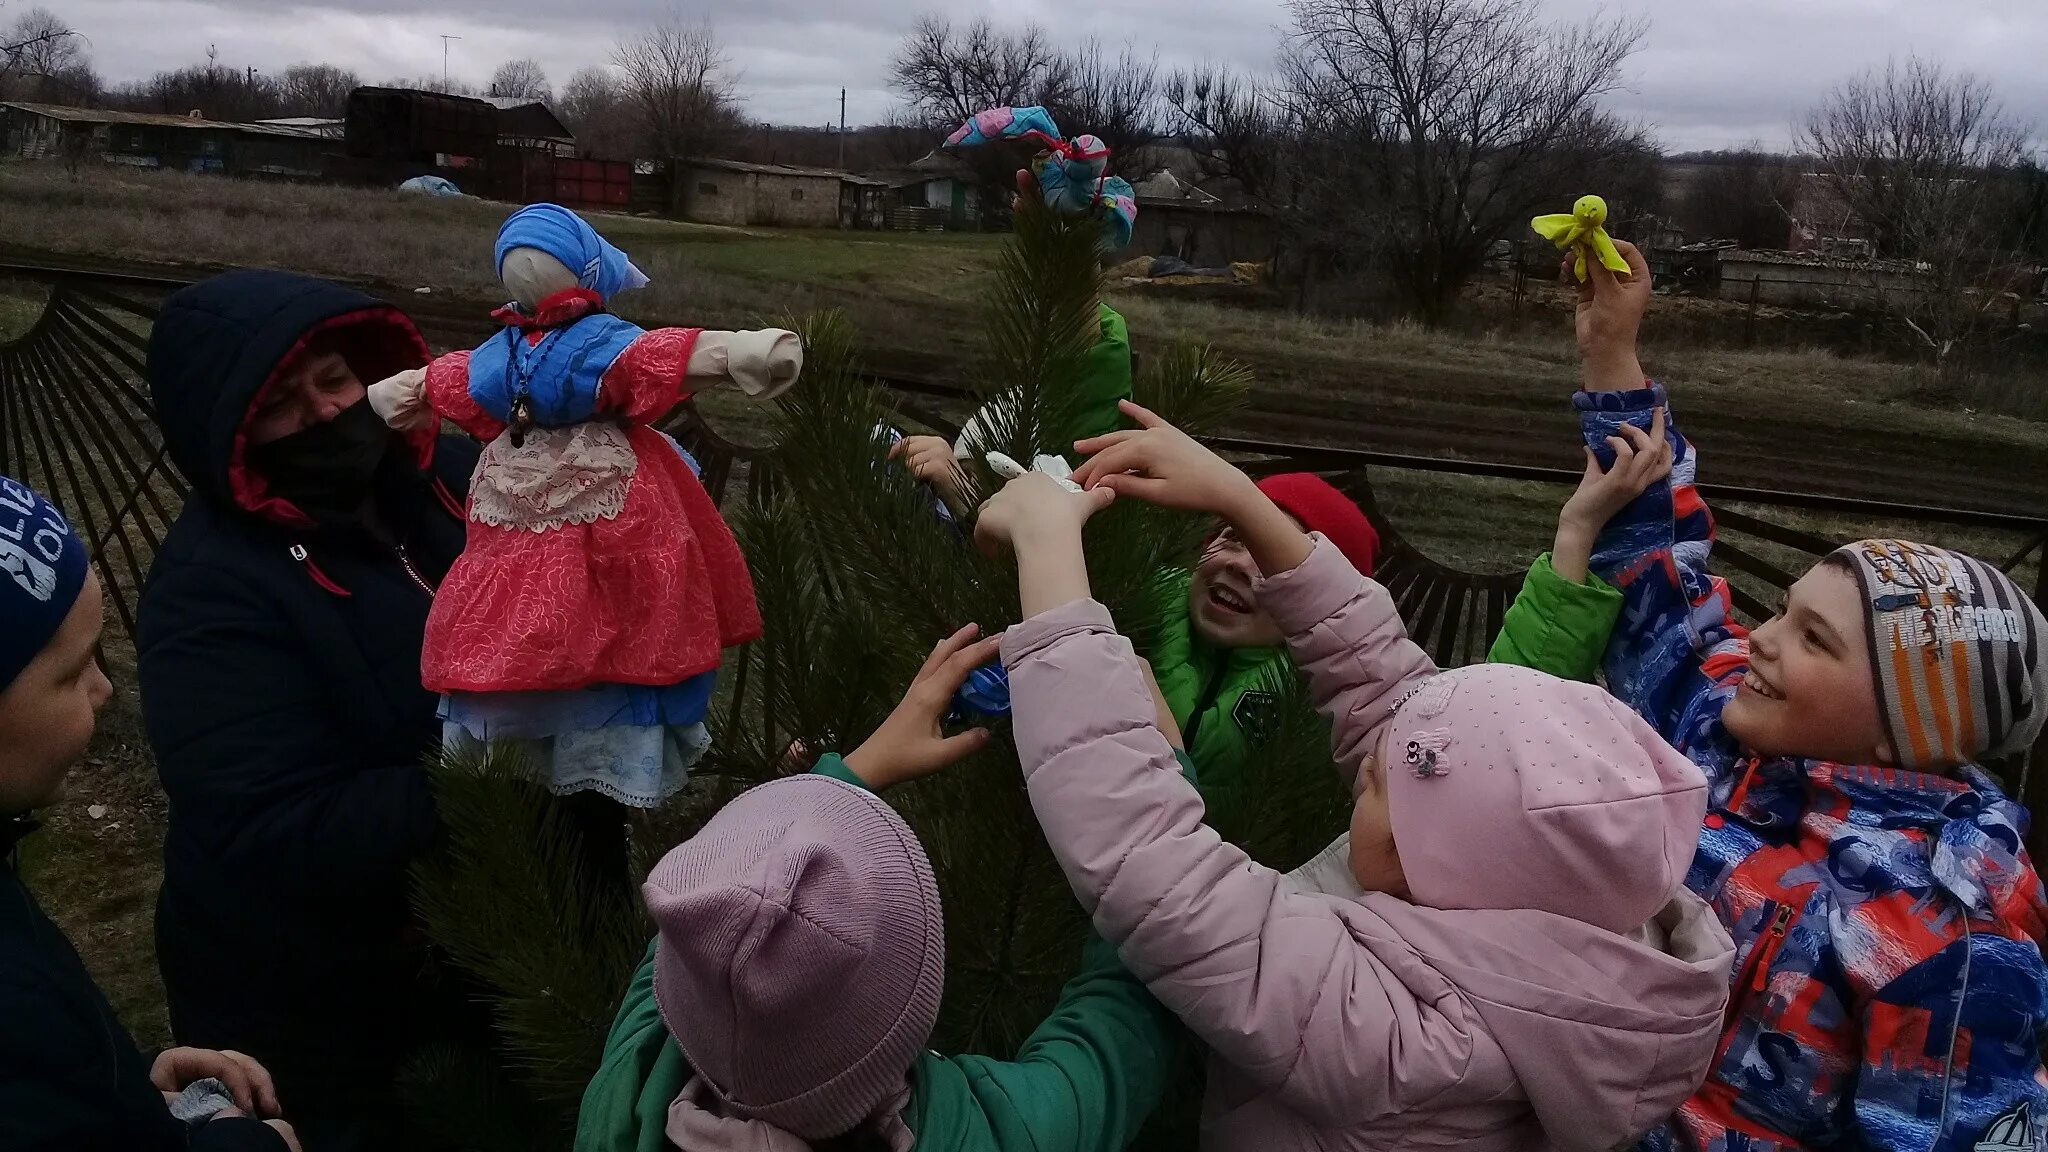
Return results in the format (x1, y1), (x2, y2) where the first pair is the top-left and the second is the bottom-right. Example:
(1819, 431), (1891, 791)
(494, 204), (649, 302)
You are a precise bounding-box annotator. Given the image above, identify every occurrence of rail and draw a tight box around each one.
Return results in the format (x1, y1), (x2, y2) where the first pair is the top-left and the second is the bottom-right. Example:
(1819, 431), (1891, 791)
(5, 258), (2046, 852)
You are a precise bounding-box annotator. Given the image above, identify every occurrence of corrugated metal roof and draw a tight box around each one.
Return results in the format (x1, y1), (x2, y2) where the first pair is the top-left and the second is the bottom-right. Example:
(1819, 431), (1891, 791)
(3, 102), (333, 140)
(3, 101), (231, 129)
(692, 157), (880, 183)
(1722, 248), (1926, 275)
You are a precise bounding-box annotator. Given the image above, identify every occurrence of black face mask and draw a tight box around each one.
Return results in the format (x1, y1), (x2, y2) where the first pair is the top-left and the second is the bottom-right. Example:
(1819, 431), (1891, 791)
(245, 398), (394, 524)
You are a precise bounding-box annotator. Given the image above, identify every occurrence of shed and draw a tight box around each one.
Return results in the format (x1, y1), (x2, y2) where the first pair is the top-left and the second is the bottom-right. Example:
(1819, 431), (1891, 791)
(344, 87), (497, 164)
(1123, 197), (1276, 267)
(482, 95), (575, 156)
(681, 159), (847, 228)
(253, 117), (344, 139)
(2, 102), (331, 178)
(868, 154), (984, 231)
(1718, 249), (1928, 309)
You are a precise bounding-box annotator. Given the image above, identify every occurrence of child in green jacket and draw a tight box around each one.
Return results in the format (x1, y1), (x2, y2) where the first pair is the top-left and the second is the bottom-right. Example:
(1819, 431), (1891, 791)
(1160, 447), (1665, 821)
(576, 624), (1185, 1152)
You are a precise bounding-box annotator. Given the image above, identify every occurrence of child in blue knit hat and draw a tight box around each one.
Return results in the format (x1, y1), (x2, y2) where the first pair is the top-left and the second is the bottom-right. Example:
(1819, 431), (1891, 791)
(0, 475), (301, 1151)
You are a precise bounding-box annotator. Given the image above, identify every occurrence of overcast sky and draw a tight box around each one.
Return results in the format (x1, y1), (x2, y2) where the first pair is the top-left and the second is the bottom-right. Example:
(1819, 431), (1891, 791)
(27, 0), (2048, 151)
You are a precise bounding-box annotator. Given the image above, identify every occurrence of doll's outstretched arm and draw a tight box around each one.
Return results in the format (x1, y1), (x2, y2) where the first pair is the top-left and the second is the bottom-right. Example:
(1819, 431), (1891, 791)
(367, 367), (432, 430)
(687, 330), (803, 399)
(368, 350), (504, 441)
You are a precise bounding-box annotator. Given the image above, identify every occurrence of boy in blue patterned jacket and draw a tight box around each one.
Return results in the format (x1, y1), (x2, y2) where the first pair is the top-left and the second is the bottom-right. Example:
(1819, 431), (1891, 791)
(1568, 238), (2048, 1152)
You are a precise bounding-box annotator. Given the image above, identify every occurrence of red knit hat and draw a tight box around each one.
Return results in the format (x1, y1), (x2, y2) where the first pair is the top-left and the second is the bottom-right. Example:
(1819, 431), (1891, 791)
(1256, 473), (1380, 577)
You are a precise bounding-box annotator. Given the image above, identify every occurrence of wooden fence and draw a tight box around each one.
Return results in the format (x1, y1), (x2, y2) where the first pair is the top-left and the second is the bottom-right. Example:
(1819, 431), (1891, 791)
(5, 258), (2046, 853)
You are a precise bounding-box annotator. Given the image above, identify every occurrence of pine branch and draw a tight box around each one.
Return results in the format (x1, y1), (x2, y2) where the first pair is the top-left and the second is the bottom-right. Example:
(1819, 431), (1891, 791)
(411, 742), (651, 1123)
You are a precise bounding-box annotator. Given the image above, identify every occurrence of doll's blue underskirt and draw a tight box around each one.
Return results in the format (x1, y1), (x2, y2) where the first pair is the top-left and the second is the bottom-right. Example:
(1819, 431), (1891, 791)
(438, 672), (715, 808)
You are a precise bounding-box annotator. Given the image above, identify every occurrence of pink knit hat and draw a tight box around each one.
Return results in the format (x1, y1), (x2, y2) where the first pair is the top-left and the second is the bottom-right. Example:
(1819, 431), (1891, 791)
(1382, 664), (1707, 936)
(643, 773), (946, 1139)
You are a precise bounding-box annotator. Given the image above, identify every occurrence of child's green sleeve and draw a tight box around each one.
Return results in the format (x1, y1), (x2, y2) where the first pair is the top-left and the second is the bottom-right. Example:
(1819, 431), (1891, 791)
(1069, 304), (1134, 442)
(926, 933), (1182, 1152)
(1486, 552), (1623, 683)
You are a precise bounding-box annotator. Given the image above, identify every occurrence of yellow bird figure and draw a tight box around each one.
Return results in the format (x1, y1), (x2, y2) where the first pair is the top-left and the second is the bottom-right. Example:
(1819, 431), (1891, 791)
(1531, 194), (1633, 282)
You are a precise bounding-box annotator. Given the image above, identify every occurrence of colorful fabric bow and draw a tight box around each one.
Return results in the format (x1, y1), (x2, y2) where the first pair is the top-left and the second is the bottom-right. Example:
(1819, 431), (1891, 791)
(945, 106), (1137, 250)
(1531, 194), (1631, 282)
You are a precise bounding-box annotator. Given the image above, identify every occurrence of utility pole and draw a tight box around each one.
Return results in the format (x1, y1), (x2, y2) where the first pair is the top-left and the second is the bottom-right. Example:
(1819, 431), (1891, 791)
(837, 88), (847, 170)
(440, 34), (462, 91)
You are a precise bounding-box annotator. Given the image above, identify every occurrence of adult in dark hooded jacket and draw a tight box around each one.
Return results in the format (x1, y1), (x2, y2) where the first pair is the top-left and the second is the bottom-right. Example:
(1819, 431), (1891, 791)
(139, 271), (482, 1151)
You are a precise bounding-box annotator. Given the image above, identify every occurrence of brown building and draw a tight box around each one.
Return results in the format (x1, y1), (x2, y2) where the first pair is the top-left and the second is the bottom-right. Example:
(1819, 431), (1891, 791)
(1124, 197), (1277, 266)
(1718, 248), (1926, 309)
(3, 101), (331, 177)
(680, 159), (854, 228)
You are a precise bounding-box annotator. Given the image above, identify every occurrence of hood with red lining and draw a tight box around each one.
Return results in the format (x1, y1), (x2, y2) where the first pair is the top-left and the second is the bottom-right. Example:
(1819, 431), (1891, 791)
(148, 270), (438, 528)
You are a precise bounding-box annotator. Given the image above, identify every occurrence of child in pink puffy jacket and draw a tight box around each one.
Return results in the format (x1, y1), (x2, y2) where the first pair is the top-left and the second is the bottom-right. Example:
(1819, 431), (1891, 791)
(971, 402), (1737, 1152)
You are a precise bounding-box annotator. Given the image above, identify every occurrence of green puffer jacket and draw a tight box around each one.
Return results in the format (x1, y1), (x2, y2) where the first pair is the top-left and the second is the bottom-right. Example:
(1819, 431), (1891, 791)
(955, 304), (1133, 455)
(1152, 551), (1623, 809)
(575, 753), (1189, 1152)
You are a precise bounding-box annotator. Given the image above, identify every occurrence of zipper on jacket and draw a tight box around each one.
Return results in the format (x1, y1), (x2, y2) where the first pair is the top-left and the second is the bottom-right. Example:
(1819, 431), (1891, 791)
(1740, 904), (1794, 999)
(1181, 655), (1233, 751)
(392, 542), (438, 596)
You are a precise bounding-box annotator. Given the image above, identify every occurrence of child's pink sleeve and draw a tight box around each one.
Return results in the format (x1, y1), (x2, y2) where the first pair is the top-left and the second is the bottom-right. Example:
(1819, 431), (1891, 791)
(424, 351), (506, 442)
(599, 328), (705, 424)
(1257, 535), (1438, 792)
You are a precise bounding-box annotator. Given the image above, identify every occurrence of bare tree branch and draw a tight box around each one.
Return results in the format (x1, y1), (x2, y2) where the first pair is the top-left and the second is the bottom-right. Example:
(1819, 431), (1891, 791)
(615, 12), (744, 207)
(1798, 56), (2034, 373)
(1277, 0), (1648, 321)
(490, 57), (552, 103)
(274, 63), (359, 119)
(559, 66), (635, 158)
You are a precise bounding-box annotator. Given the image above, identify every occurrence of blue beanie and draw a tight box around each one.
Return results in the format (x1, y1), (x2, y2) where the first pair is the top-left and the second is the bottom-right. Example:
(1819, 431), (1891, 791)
(494, 203), (649, 301)
(0, 476), (88, 691)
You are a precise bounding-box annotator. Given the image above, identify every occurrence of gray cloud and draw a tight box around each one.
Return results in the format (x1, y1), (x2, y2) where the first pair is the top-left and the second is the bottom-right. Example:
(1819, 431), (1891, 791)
(37, 0), (2048, 148)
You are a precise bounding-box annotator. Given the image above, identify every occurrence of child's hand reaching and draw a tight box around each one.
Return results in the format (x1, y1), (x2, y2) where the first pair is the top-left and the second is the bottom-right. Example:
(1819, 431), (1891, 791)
(889, 434), (969, 505)
(976, 471), (1115, 616)
(843, 623), (1004, 791)
(1573, 238), (1653, 393)
(1074, 400), (1314, 577)
(1071, 400), (1262, 516)
(1552, 407), (1671, 583)
(974, 470), (1115, 555)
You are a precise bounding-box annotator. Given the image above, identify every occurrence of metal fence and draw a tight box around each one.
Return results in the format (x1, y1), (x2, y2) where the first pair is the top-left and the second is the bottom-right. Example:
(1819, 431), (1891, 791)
(6, 258), (2046, 851)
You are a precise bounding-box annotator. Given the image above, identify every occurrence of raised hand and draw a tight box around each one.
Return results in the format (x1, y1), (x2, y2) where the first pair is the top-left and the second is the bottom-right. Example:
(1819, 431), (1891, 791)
(973, 470), (1116, 557)
(1552, 407), (1672, 582)
(1573, 238), (1653, 392)
(888, 434), (969, 502)
(1071, 400), (1262, 517)
(843, 623), (1005, 790)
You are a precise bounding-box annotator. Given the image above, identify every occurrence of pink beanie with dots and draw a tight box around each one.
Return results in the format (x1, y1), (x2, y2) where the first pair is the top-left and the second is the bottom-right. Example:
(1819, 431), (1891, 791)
(1383, 664), (1707, 935)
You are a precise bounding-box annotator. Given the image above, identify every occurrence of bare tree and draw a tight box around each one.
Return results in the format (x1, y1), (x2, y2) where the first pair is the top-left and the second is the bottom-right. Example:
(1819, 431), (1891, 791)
(1165, 64), (1288, 204)
(614, 12), (743, 207)
(1677, 148), (1799, 249)
(890, 16), (1063, 127)
(3, 6), (80, 77)
(1044, 40), (1163, 166)
(387, 74), (480, 97)
(2, 6), (95, 103)
(491, 57), (552, 102)
(111, 45), (282, 122)
(558, 66), (635, 157)
(274, 62), (359, 118)
(1799, 57), (2032, 371)
(1278, 0), (1648, 322)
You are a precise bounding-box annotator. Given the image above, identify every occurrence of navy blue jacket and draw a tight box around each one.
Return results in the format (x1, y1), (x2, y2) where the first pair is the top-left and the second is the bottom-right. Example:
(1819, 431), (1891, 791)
(138, 272), (478, 1089)
(0, 816), (287, 1151)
